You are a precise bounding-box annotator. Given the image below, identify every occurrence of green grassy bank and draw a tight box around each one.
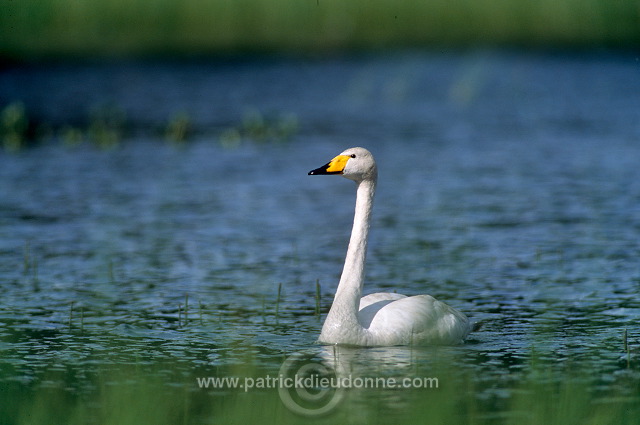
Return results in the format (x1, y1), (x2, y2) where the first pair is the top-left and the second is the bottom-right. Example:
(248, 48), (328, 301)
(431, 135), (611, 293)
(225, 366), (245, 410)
(1, 0), (639, 59)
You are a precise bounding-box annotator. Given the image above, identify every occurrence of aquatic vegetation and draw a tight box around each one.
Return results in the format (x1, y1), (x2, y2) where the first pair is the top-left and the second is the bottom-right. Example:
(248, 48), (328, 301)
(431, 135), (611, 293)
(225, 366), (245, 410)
(1, 102), (29, 152)
(165, 111), (192, 144)
(0, 341), (637, 425)
(0, 102), (124, 151)
(219, 110), (299, 149)
(87, 104), (126, 149)
(0, 101), (297, 151)
(219, 127), (243, 149)
(276, 282), (283, 323)
(315, 280), (322, 317)
(59, 126), (85, 147)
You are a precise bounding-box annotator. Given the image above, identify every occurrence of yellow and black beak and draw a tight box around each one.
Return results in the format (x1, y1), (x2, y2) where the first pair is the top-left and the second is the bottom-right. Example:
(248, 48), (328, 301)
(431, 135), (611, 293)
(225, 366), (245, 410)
(308, 154), (350, 175)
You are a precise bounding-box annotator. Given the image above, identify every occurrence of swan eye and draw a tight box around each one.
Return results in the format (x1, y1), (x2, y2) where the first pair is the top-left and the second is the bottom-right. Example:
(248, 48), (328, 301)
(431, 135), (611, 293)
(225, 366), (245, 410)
(350, 154), (356, 158)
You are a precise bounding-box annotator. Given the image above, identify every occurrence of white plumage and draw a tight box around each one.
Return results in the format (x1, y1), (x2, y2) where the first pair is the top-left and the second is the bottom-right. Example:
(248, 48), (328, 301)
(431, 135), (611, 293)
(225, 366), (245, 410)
(308, 147), (472, 346)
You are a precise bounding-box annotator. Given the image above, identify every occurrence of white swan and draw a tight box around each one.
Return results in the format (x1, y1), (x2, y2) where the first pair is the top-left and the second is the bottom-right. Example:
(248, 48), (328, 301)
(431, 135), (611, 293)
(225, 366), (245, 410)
(308, 147), (472, 346)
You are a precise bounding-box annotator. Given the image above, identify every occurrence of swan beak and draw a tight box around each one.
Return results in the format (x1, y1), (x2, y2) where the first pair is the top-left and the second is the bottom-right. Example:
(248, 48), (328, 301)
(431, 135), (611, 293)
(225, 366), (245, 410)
(308, 155), (350, 175)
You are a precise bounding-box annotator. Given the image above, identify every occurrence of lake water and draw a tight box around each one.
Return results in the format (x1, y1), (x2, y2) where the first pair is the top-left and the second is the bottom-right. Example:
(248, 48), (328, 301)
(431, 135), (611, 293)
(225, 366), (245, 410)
(1, 51), (639, 423)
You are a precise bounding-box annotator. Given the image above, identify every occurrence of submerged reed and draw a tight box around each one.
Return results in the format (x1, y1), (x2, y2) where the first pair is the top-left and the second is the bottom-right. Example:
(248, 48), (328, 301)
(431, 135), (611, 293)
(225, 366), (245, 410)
(275, 282), (283, 323)
(184, 293), (189, 325)
(315, 279), (321, 318)
(23, 241), (31, 275)
(68, 301), (74, 329)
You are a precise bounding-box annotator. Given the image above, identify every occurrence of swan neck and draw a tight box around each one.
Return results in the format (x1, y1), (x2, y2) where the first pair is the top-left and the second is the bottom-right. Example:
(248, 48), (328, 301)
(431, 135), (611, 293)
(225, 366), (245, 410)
(333, 178), (376, 317)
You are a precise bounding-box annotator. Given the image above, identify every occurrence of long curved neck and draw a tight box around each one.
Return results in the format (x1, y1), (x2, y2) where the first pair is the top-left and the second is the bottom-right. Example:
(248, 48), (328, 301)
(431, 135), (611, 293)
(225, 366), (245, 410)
(327, 177), (376, 326)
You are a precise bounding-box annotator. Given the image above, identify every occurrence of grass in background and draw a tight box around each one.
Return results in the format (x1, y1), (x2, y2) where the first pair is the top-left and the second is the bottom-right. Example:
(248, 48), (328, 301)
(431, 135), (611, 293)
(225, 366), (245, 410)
(1, 0), (639, 59)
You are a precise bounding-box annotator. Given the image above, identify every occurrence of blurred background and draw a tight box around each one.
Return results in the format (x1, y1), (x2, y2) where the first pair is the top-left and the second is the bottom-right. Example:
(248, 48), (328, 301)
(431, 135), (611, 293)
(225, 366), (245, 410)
(1, 0), (639, 59)
(1, 2), (640, 425)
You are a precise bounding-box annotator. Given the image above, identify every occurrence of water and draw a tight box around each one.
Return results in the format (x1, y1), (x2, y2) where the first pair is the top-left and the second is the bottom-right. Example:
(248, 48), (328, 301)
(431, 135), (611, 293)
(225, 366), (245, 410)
(1, 51), (640, 423)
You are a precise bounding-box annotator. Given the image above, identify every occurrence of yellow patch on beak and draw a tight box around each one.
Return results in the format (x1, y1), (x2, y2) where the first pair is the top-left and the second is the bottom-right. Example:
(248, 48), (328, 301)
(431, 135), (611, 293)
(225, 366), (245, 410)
(325, 155), (351, 173)
(308, 154), (352, 175)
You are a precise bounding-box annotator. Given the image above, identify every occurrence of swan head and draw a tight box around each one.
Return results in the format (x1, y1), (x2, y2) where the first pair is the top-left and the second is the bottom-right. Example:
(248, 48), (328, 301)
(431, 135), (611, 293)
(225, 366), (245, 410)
(308, 147), (377, 182)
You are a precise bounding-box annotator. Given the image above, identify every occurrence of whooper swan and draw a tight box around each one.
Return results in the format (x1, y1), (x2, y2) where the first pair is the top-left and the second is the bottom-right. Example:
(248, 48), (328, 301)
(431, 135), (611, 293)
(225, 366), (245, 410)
(308, 147), (472, 346)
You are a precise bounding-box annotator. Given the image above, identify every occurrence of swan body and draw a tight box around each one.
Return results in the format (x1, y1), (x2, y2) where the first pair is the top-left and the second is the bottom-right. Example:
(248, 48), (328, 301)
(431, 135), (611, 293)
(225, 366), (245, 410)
(308, 147), (472, 346)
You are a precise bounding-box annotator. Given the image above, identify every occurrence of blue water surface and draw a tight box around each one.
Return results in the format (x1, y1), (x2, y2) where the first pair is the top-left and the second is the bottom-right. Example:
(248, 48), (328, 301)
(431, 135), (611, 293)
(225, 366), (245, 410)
(1, 50), (639, 421)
